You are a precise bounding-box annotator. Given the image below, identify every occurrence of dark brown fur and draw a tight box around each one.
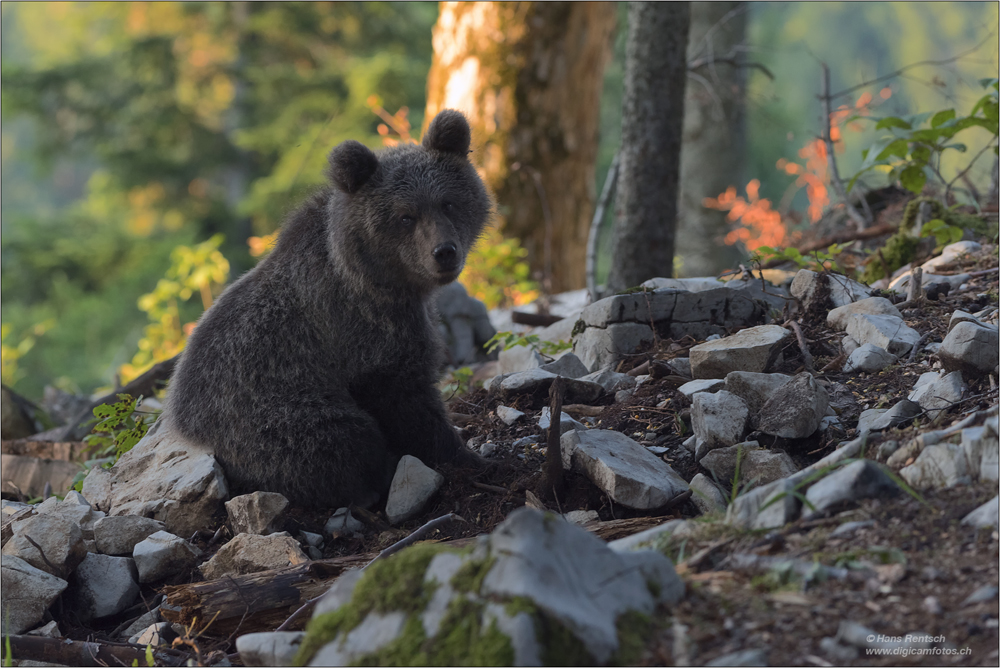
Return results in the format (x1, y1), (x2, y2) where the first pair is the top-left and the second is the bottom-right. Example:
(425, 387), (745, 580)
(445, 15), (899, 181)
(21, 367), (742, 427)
(165, 111), (490, 508)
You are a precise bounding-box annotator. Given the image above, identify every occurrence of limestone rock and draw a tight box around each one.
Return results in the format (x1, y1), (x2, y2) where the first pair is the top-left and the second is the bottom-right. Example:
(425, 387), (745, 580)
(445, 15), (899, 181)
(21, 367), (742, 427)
(496, 405), (525, 425)
(843, 343), (897, 374)
(498, 368), (604, 404)
(93, 417), (229, 537)
(701, 443), (797, 488)
(67, 552), (140, 622)
(690, 325), (790, 379)
(827, 297), (902, 330)
(908, 370), (966, 420)
(128, 622), (175, 647)
(899, 443), (971, 490)
(790, 269), (872, 309)
(802, 460), (899, 519)
(938, 320), (999, 377)
(3, 513), (86, 579)
(726, 477), (800, 530)
(436, 281), (495, 366)
(200, 532), (309, 579)
(133, 530), (201, 583)
(845, 314), (921, 357)
(962, 496), (999, 530)
(921, 240), (981, 272)
(573, 322), (656, 373)
(578, 368), (637, 393)
(237, 632), (305, 667)
(0, 556), (68, 635)
(497, 345), (545, 375)
(561, 429), (689, 509)
(93, 515), (166, 556)
(857, 400), (921, 435)
(677, 378), (725, 398)
(226, 491), (289, 536)
(538, 352), (590, 379)
(758, 372), (829, 439)
(385, 455), (444, 525)
(325, 507), (365, 536)
(723, 371), (792, 416)
(689, 473), (727, 515)
(537, 406), (584, 434)
(691, 391), (749, 455)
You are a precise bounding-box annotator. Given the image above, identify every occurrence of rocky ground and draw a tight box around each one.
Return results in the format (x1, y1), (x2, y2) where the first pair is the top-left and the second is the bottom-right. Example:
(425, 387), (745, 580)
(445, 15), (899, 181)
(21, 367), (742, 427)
(1, 235), (998, 666)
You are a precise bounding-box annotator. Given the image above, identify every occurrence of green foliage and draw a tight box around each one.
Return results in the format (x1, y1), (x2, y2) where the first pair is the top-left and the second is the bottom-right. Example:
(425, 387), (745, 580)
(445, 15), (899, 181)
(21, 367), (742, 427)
(459, 227), (540, 310)
(440, 366), (475, 398)
(754, 244), (845, 274)
(858, 232), (919, 284)
(484, 331), (572, 358)
(920, 218), (964, 250)
(848, 78), (999, 200)
(72, 393), (155, 492)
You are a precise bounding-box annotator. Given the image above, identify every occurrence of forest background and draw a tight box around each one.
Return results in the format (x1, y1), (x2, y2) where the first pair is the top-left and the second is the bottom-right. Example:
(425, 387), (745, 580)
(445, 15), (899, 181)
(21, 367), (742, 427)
(1, 1), (997, 400)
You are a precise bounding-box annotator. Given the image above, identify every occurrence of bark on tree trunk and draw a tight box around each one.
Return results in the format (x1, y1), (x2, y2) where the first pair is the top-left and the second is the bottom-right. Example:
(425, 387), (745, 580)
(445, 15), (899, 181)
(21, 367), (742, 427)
(676, 2), (747, 277)
(424, 1), (616, 293)
(606, 2), (691, 293)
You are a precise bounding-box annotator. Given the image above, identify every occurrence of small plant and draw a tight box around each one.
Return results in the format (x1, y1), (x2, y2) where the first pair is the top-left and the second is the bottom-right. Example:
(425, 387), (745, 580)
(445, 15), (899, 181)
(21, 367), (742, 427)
(440, 366), (475, 398)
(484, 331), (572, 358)
(753, 243), (845, 274)
(919, 217), (964, 250)
(848, 78), (999, 203)
(72, 394), (156, 492)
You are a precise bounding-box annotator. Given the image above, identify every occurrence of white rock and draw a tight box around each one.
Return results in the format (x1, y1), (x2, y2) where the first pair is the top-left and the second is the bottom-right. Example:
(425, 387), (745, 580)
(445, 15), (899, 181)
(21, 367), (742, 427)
(235, 631), (304, 667)
(420, 551), (464, 637)
(677, 378), (725, 398)
(908, 370), (966, 420)
(122, 608), (162, 639)
(132, 530), (201, 583)
(640, 276), (726, 292)
(690, 325), (790, 379)
(561, 429), (689, 509)
(899, 443), (971, 490)
(790, 269), (872, 309)
(238, 631), (305, 667)
(573, 322), (656, 373)
(2, 513), (86, 579)
(324, 507), (364, 536)
(385, 455), (444, 525)
(938, 320), (999, 377)
(842, 335), (860, 356)
(843, 343), (897, 373)
(827, 297), (903, 330)
(689, 474), (727, 515)
(703, 444), (797, 488)
(309, 612), (408, 666)
(129, 622), (174, 647)
(961, 424), (1000, 482)
(857, 400), (920, 435)
(482, 508), (683, 663)
(538, 352), (590, 379)
(93, 515), (166, 555)
(498, 345), (545, 375)
(707, 649), (769, 666)
(498, 367), (604, 404)
(94, 417), (229, 537)
(921, 241), (981, 272)
(496, 405), (525, 425)
(199, 532), (309, 579)
(537, 406), (584, 434)
(962, 496), (999, 530)
(68, 552), (139, 621)
(948, 310), (981, 332)
(226, 491), (289, 536)
(726, 477), (800, 530)
(757, 372), (829, 439)
(483, 603), (543, 666)
(691, 391), (749, 454)
(564, 509), (600, 525)
(579, 368), (637, 393)
(0, 556), (68, 635)
(845, 314), (921, 357)
(723, 371), (792, 416)
(34, 494), (104, 545)
(607, 519), (690, 552)
(802, 460), (899, 519)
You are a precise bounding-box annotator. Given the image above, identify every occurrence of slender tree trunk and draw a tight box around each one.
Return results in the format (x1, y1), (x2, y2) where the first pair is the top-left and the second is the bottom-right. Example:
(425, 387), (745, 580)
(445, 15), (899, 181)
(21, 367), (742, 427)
(424, 1), (616, 293)
(606, 2), (690, 293)
(676, 2), (746, 277)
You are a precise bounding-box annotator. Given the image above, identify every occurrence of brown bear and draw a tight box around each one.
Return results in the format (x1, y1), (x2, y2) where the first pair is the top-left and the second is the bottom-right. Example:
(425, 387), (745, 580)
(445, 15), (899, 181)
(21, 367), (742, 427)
(164, 110), (491, 508)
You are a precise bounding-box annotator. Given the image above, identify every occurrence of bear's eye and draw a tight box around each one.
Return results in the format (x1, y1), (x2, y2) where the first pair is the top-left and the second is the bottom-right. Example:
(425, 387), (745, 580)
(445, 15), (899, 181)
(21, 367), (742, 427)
(400, 215), (416, 227)
(442, 201), (455, 213)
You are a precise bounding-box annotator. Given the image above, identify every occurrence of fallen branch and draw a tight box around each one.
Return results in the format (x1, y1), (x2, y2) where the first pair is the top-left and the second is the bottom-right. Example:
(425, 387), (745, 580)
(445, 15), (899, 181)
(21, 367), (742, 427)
(1, 635), (188, 667)
(908, 331), (933, 363)
(510, 311), (564, 328)
(786, 320), (815, 374)
(61, 355), (179, 441)
(541, 377), (566, 502)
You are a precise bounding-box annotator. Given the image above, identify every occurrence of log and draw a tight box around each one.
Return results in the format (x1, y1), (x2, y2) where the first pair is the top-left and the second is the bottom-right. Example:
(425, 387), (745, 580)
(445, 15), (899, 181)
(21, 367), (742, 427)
(510, 311), (564, 327)
(1, 635), (188, 667)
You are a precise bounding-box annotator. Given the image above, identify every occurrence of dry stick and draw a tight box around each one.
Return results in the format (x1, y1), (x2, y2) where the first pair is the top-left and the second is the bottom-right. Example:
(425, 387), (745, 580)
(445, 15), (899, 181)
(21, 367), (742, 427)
(908, 331), (932, 363)
(786, 320), (815, 374)
(907, 266), (924, 303)
(2, 635), (188, 667)
(543, 377), (567, 502)
(275, 513), (463, 633)
(758, 223), (896, 270)
(586, 152), (620, 303)
(820, 63), (871, 230)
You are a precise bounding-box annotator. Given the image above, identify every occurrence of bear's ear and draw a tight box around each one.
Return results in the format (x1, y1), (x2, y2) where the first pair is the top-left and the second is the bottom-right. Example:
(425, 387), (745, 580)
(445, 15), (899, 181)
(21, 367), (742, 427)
(422, 109), (471, 156)
(328, 140), (379, 193)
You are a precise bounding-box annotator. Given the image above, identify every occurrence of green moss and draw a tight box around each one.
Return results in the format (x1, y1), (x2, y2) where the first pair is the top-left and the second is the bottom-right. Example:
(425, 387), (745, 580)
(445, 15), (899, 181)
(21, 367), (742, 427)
(295, 542), (453, 665)
(450, 554), (497, 595)
(859, 232), (919, 284)
(646, 578), (662, 600)
(616, 285), (653, 295)
(570, 318), (587, 337)
(611, 611), (652, 666)
(900, 197), (945, 233)
(503, 596), (538, 619)
(537, 611), (595, 667)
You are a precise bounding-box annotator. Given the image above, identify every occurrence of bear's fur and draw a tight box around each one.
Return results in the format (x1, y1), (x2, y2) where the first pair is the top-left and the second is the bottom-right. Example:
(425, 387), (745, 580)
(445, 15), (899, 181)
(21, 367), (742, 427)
(165, 110), (491, 508)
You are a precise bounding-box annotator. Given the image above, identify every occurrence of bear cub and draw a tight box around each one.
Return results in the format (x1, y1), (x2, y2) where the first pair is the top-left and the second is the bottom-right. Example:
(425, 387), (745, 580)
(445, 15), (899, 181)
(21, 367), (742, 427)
(165, 110), (491, 508)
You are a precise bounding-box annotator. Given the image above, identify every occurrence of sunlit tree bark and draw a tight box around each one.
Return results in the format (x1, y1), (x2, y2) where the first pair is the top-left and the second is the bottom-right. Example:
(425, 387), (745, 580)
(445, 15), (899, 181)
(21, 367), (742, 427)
(424, 1), (616, 293)
(606, 2), (690, 292)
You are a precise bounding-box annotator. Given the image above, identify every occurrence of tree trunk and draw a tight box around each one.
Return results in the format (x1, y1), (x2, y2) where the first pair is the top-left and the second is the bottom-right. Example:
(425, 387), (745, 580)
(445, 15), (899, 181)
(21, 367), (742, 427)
(424, 1), (616, 293)
(676, 2), (747, 277)
(606, 2), (690, 293)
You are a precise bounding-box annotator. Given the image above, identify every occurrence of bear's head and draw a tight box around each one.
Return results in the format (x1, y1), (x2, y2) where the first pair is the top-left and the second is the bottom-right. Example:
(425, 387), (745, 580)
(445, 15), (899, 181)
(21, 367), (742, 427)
(327, 110), (491, 294)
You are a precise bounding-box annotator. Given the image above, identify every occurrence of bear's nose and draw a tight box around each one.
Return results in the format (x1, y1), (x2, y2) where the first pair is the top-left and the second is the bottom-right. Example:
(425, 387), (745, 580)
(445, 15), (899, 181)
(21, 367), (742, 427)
(433, 242), (459, 271)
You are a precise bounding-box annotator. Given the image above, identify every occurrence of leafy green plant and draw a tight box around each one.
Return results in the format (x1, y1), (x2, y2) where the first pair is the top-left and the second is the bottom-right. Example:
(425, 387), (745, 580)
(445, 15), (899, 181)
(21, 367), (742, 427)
(919, 217), (964, 250)
(484, 331), (572, 358)
(754, 243), (845, 274)
(848, 78), (999, 202)
(440, 366), (475, 398)
(72, 393), (156, 492)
